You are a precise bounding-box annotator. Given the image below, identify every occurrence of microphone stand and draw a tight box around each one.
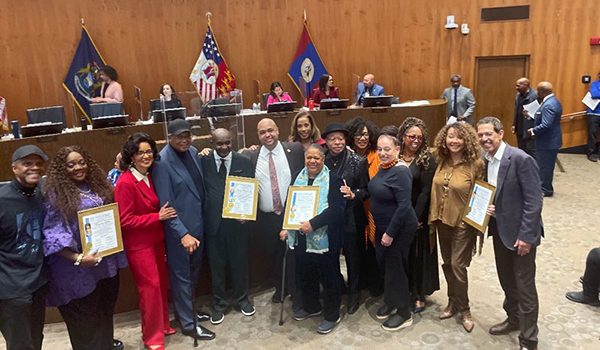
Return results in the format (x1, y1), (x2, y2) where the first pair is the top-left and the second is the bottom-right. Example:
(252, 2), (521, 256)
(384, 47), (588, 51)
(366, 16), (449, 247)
(160, 95), (168, 140)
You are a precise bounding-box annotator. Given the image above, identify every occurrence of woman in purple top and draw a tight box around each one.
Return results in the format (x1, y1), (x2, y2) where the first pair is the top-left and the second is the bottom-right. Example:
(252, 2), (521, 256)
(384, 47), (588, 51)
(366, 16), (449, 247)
(42, 145), (128, 350)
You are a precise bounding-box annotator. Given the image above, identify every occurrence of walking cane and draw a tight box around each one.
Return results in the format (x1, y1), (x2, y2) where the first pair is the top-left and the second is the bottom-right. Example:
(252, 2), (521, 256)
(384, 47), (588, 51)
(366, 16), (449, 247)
(189, 251), (199, 347)
(279, 243), (289, 326)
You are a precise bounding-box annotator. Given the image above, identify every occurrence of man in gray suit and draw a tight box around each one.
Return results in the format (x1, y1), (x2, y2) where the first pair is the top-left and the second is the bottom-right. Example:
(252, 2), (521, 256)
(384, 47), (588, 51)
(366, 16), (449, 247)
(477, 117), (542, 350)
(441, 74), (476, 124)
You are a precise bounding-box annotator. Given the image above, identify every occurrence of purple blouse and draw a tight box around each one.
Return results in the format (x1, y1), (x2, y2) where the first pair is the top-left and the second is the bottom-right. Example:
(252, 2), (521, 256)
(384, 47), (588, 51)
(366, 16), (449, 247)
(42, 184), (128, 307)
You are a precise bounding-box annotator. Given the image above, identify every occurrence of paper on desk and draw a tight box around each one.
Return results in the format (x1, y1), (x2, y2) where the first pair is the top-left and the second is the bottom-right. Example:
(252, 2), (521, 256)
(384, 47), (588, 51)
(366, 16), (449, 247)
(582, 92), (600, 110)
(523, 100), (540, 119)
(446, 116), (457, 125)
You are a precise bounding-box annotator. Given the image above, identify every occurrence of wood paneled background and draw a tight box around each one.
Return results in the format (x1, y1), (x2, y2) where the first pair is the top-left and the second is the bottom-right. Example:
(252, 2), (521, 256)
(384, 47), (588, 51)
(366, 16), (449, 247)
(1, 0), (599, 146)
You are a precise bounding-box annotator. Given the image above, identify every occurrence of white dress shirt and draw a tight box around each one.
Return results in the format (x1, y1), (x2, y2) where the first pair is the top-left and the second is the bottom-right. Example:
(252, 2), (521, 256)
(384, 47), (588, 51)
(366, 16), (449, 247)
(213, 150), (232, 175)
(484, 141), (506, 187)
(255, 141), (292, 213)
(130, 167), (150, 187)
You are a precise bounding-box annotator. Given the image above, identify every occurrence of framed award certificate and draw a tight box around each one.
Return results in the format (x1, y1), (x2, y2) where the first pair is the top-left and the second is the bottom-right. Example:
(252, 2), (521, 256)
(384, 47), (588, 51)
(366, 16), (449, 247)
(222, 176), (260, 221)
(77, 203), (124, 257)
(463, 180), (496, 232)
(282, 186), (320, 230)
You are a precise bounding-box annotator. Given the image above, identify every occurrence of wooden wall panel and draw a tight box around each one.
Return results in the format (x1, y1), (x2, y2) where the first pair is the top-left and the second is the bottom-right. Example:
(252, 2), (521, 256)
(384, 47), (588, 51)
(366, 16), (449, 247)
(1, 0), (599, 146)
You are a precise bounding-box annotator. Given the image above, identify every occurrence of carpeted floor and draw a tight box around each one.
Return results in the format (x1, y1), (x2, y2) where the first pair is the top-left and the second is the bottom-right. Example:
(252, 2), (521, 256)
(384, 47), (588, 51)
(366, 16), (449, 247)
(2, 154), (599, 350)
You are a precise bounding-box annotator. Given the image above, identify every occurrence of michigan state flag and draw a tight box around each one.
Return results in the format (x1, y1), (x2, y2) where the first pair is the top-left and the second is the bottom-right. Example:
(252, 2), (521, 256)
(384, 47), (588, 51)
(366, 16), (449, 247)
(62, 26), (106, 119)
(287, 21), (328, 100)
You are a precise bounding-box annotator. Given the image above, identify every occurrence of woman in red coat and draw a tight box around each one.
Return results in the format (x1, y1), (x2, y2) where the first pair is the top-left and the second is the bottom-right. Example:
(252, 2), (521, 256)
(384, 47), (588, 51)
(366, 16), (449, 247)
(114, 132), (177, 350)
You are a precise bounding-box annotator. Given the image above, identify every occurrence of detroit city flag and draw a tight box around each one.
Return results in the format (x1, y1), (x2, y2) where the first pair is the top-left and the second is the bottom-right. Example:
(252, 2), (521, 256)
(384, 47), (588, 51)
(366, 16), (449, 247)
(189, 24), (235, 104)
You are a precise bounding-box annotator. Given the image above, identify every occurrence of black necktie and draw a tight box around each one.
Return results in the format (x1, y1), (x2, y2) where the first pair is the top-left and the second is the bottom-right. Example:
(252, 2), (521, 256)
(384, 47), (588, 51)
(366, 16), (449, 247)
(218, 158), (227, 180)
(452, 88), (458, 117)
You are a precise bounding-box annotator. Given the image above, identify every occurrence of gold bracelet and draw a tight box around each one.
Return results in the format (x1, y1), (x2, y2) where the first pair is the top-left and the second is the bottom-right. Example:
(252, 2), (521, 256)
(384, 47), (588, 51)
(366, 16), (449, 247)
(74, 253), (84, 266)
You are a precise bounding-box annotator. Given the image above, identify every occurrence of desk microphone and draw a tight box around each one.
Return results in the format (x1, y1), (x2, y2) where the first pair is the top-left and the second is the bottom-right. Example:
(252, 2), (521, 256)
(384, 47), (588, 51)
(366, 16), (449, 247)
(160, 95), (169, 139)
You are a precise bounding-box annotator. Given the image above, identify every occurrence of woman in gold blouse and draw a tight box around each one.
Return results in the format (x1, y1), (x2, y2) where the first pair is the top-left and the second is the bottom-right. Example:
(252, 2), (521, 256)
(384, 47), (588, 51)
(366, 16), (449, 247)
(429, 123), (484, 333)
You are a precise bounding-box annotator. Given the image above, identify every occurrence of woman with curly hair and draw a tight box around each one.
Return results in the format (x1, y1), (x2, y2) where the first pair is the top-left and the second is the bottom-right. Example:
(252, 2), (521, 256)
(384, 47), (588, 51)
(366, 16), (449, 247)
(397, 117), (439, 314)
(344, 117), (383, 296)
(288, 111), (326, 149)
(429, 122), (484, 333)
(42, 145), (128, 350)
(114, 133), (177, 350)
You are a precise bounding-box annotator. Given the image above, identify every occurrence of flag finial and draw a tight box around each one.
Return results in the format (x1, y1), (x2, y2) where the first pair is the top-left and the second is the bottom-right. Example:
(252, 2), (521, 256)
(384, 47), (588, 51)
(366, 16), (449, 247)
(303, 10), (307, 22)
(81, 18), (85, 25)
(206, 12), (212, 25)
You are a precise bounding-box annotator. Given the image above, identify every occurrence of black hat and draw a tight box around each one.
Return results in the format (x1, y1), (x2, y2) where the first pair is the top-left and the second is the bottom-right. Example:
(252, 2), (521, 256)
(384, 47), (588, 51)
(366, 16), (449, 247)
(321, 123), (349, 140)
(11, 145), (48, 163)
(167, 119), (191, 136)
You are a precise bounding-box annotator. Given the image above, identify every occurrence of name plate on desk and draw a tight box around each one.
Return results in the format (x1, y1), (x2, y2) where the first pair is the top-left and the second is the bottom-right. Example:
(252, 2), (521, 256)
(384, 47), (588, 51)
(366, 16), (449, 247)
(370, 107), (388, 113)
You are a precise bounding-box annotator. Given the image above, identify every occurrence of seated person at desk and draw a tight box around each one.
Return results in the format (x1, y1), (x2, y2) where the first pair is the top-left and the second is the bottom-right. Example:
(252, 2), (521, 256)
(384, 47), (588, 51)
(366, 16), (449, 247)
(92, 65), (124, 103)
(159, 84), (183, 109)
(266, 81), (293, 107)
(312, 74), (339, 105)
(354, 74), (385, 106)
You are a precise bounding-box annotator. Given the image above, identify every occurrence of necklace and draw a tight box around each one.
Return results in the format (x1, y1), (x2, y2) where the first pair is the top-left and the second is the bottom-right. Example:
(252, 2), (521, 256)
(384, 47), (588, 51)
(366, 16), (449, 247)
(400, 153), (415, 162)
(381, 159), (398, 169)
(80, 191), (104, 207)
(15, 187), (37, 197)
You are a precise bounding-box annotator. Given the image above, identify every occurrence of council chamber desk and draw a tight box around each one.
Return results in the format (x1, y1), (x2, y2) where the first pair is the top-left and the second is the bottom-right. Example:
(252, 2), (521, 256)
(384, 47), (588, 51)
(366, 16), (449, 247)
(0, 99), (446, 323)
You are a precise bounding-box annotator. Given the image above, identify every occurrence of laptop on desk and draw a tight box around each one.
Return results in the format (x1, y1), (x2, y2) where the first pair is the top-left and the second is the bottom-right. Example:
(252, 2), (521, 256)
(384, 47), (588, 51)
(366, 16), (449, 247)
(91, 115), (129, 129)
(363, 95), (394, 108)
(320, 99), (349, 110)
(267, 101), (296, 113)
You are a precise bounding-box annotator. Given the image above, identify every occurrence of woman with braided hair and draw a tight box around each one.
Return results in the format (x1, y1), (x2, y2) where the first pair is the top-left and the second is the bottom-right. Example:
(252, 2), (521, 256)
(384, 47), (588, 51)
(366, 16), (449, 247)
(397, 117), (439, 314)
(42, 145), (128, 350)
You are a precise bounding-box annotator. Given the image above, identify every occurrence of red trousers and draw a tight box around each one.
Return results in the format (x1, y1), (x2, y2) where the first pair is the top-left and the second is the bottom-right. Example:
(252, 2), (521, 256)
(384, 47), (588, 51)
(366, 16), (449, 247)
(126, 241), (170, 347)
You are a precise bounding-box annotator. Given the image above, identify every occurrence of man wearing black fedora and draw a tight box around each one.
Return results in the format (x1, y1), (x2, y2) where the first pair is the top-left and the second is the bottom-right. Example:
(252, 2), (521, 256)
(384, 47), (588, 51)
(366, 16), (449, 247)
(321, 123), (370, 315)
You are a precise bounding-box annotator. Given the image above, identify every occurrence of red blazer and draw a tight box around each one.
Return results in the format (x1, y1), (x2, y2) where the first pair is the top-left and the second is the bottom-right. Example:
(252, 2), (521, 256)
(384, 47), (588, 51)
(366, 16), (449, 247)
(312, 87), (339, 105)
(114, 170), (164, 251)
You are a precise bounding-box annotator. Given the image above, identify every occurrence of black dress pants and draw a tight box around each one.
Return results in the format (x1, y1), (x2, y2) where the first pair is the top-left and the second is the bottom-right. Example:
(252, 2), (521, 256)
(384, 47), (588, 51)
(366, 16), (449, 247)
(375, 229), (413, 314)
(492, 229), (539, 349)
(516, 135), (537, 159)
(583, 247), (600, 298)
(343, 229), (362, 301)
(296, 249), (341, 322)
(0, 284), (47, 350)
(587, 114), (600, 155)
(207, 220), (250, 311)
(257, 211), (299, 307)
(58, 274), (120, 350)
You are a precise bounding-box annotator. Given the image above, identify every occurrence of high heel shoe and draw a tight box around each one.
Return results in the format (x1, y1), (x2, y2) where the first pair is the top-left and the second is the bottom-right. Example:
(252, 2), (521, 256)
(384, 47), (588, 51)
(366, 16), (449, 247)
(164, 327), (177, 336)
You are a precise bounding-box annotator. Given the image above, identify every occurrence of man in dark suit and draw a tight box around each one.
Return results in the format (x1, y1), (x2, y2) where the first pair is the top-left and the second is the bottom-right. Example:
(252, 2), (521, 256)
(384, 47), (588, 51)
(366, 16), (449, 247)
(477, 117), (543, 350)
(512, 77), (538, 158)
(528, 81), (562, 197)
(201, 128), (255, 325)
(440, 74), (476, 124)
(243, 118), (304, 306)
(354, 74), (385, 106)
(152, 119), (215, 341)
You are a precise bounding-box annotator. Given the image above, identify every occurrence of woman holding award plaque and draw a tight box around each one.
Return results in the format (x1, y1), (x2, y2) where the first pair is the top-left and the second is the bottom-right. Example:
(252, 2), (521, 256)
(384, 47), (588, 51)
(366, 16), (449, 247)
(42, 145), (128, 350)
(279, 144), (346, 334)
(115, 133), (178, 350)
(429, 122), (484, 333)
(368, 134), (418, 332)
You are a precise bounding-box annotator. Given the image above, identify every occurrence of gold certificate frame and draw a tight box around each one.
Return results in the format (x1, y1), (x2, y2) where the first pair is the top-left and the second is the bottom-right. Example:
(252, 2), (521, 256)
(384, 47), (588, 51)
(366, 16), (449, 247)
(77, 203), (124, 257)
(462, 180), (497, 232)
(222, 176), (260, 221)
(282, 186), (320, 230)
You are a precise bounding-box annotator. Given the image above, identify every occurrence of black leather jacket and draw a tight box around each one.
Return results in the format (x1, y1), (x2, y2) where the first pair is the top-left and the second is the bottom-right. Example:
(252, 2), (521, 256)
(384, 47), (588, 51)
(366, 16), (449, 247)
(325, 148), (369, 234)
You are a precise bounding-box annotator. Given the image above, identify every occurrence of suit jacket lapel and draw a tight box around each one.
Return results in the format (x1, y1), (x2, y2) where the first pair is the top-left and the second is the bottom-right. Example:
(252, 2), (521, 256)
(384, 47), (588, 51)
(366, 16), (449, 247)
(135, 175), (156, 202)
(495, 145), (512, 201)
(168, 146), (201, 200)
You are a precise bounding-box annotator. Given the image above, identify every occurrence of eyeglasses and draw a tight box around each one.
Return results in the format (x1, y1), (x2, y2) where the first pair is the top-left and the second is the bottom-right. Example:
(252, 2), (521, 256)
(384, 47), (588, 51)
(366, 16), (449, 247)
(405, 134), (424, 142)
(174, 133), (192, 140)
(354, 132), (369, 139)
(135, 150), (153, 157)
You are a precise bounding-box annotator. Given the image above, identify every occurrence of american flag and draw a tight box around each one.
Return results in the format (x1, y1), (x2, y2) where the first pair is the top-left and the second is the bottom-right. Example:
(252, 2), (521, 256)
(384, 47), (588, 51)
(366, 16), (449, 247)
(0, 96), (8, 131)
(189, 25), (235, 104)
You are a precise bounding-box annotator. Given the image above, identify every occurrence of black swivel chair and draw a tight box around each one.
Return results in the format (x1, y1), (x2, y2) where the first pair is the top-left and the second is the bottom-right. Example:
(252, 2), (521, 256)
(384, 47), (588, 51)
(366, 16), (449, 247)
(26, 106), (67, 129)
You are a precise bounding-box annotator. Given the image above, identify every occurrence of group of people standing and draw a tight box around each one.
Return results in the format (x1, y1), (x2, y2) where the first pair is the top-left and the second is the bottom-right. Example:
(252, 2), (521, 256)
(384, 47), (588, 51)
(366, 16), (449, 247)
(2, 102), (547, 350)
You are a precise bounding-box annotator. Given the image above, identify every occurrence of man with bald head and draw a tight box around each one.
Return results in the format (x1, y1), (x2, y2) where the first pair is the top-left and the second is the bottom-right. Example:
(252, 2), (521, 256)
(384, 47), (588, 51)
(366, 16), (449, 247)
(355, 74), (385, 106)
(243, 118), (304, 306)
(512, 77), (538, 158)
(528, 82), (562, 197)
(201, 128), (255, 324)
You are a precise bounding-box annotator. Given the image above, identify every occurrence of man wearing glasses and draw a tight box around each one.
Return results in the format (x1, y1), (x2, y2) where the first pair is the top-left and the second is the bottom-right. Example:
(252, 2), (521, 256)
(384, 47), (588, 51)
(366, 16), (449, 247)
(152, 119), (216, 341)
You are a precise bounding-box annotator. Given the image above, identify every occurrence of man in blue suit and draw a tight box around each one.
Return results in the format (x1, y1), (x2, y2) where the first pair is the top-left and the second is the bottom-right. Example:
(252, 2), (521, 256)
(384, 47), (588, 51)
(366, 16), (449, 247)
(527, 81), (562, 197)
(152, 119), (216, 341)
(354, 74), (385, 106)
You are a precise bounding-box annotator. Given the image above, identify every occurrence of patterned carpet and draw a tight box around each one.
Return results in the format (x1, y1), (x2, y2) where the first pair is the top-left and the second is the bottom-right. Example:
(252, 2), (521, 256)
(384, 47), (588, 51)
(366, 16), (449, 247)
(2, 154), (599, 350)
